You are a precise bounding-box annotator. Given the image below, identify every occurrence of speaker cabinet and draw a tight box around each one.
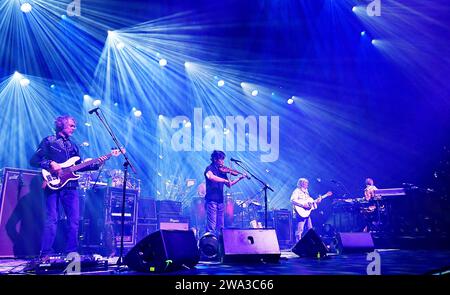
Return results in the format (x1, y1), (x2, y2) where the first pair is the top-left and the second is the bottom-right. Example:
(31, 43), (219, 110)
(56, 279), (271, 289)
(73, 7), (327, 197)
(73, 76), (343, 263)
(221, 229), (281, 263)
(273, 210), (293, 247)
(0, 168), (44, 257)
(336, 232), (374, 254)
(124, 230), (199, 272)
(292, 228), (328, 258)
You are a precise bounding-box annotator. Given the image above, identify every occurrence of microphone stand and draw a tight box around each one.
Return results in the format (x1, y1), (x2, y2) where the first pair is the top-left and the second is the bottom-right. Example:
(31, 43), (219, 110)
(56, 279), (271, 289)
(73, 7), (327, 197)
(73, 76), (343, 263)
(90, 108), (137, 268)
(233, 161), (274, 228)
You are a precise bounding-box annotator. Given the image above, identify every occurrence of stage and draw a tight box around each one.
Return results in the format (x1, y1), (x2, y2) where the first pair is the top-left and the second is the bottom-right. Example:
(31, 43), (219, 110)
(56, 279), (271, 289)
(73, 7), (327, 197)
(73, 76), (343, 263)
(1, 248), (449, 276)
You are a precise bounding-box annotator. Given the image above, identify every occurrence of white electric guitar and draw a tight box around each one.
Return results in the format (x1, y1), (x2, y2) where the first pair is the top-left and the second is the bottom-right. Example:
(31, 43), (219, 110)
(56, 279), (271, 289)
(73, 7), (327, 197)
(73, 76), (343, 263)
(294, 191), (333, 218)
(42, 148), (124, 190)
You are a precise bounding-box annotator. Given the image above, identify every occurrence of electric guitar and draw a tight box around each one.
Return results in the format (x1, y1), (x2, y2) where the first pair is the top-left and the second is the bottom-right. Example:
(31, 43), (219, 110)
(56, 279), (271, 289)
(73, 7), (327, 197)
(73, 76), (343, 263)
(42, 148), (124, 190)
(294, 191), (333, 218)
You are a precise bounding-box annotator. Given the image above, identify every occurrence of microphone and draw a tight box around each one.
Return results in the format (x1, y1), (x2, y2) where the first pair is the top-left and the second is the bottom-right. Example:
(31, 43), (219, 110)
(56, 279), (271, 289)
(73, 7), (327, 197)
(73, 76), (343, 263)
(88, 107), (100, 114)
(230, 158), (242, 163)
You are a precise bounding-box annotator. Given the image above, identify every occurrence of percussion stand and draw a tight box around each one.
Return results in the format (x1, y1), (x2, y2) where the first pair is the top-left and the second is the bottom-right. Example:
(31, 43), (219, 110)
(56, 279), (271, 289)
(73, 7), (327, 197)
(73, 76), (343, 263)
(89, 108), (137, 269)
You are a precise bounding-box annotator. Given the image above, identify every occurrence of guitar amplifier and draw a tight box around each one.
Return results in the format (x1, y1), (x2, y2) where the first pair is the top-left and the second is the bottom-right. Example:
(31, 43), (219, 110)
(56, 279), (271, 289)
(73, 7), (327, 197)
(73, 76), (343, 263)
(158, 214), (189, 231)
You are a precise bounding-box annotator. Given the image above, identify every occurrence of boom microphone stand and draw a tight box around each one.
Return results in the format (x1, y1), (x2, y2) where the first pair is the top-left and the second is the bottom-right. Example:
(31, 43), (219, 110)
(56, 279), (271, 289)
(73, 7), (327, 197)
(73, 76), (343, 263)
(232, 160), (274, 228)
(88, 107), (137, 267)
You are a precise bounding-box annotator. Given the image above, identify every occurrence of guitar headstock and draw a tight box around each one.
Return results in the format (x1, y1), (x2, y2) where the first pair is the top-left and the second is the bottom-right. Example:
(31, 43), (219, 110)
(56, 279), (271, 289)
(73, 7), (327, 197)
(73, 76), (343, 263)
(111, 148), (126, 157)
(325, 191), (333, 197)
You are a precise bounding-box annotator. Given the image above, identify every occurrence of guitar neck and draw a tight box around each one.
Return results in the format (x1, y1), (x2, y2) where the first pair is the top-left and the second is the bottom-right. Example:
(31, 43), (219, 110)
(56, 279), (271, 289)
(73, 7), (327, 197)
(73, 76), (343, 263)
(69, 154), (110, 172)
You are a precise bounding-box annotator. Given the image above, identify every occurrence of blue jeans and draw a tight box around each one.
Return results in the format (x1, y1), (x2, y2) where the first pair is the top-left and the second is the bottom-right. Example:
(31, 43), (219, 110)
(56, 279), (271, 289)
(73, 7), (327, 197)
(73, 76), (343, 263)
(205, 201), (224, 236)
(41, 188), (79, 255)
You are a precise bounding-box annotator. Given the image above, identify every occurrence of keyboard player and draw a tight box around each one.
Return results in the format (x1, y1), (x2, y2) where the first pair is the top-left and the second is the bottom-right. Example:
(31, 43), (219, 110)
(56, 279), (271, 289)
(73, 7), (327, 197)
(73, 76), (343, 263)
(364, 178), (378, 201)
(361, 178), (383, 232)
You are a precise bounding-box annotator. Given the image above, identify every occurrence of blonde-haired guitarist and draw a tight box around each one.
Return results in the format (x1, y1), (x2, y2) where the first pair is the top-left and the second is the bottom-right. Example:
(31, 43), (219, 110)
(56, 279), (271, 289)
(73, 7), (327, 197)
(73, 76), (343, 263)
(291, 178), (332, 242)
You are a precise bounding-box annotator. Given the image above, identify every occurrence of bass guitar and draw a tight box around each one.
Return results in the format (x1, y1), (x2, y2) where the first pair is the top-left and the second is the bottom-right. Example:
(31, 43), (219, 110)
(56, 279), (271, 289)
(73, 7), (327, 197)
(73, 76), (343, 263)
(294, 191), (333, 218)
(42, 149), (124, 190)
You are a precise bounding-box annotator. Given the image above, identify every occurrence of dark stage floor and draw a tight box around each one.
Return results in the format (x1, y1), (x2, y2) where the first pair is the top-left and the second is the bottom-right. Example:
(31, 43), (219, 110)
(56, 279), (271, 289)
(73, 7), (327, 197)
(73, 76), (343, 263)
(1, 249), (449, 276)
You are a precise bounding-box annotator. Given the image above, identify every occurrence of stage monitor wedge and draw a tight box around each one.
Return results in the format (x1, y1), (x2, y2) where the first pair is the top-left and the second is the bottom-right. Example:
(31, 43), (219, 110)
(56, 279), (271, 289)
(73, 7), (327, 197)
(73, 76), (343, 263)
(124, 229), (199, 272)
(221, 229), (281, 263)
(292, 228), (328, 258)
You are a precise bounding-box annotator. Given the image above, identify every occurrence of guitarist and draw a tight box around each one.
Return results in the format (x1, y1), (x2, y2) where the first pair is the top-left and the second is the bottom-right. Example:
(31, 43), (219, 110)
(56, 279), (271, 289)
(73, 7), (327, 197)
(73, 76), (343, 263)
(290, 178), (320, 242)
(30, 115), (107, 260)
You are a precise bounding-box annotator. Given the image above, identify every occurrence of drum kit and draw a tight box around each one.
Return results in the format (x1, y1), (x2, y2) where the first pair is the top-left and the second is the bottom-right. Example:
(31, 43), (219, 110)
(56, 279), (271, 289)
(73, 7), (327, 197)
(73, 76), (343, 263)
(78, 168), (141, 191)
(189, 185), (264, 234)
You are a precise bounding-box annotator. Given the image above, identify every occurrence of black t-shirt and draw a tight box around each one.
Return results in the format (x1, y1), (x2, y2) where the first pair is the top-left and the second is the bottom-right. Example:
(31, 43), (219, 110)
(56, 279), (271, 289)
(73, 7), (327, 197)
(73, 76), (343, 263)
(204, 164), (228, 203)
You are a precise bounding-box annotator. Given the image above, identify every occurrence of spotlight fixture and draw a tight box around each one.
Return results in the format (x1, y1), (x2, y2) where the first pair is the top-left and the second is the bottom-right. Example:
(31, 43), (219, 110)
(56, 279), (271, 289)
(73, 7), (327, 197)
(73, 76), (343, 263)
(199, 232), (220, 260)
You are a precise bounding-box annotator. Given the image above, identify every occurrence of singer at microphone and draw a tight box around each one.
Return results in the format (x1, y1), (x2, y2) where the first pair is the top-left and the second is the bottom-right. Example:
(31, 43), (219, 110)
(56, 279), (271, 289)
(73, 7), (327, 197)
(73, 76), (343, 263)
(88, 107), (100, 114)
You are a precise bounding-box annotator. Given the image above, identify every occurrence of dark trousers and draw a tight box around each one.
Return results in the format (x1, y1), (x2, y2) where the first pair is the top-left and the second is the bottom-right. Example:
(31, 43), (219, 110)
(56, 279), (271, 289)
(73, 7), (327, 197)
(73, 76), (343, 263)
(205, 201), (224, 236)
(41, 188), (79, 255)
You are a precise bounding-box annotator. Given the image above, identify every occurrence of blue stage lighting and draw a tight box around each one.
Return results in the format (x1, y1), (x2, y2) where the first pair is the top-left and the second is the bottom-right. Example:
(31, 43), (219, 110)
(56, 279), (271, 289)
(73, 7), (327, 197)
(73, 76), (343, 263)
(159, 58), (168, 67)
(217, 79), (225, 87)
(352, 6), (358, 13)
(361, 31), (366, 37)
(20, 3), (32, 13)
(20, 78), (30, 87)
(251, 90), (258, 96)
(13, 71), (22, 79)
(93, 99), (101, 106)
(134, 110), (142, 117)
(287, 98), (294, 105)
(116, 42), (125, 50)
